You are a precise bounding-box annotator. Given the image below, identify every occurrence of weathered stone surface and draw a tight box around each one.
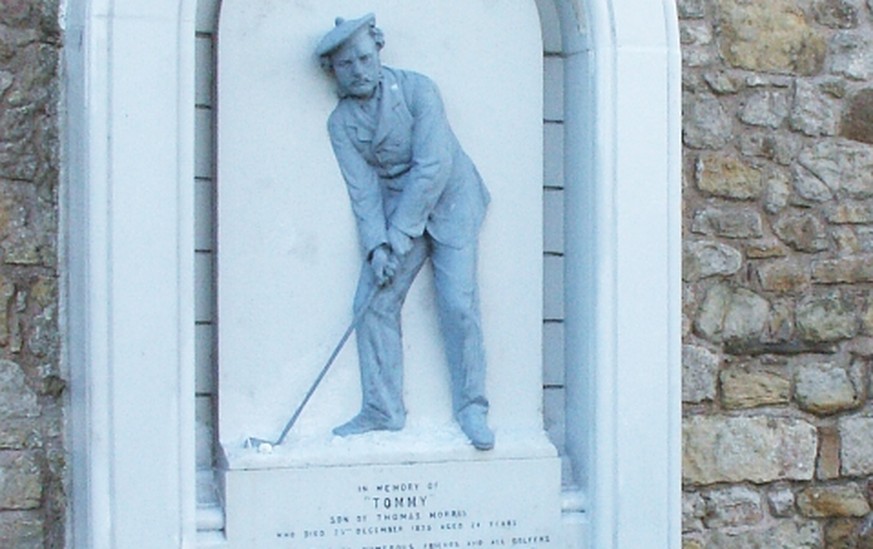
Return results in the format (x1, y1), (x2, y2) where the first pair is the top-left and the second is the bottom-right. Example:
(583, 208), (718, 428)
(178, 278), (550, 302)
(814, 0), (860, 28)
(839, 416), (873, 475)
(695, 284), (770, 344)
(827, 200), (873, 223)
(709, 519), (821, 548)
(715, 0), (826, 75)
(811, 255), (873, 284)
(756, 259), (809, 293)
(797, 484), (870, 517)
(703, 70), (742, 94)
(0, 451), (41, 509)
(683, 345), (720, 403)
(682, 537), (703, 549)
(691, 207), (763, 239)
(746, 240), (788, 259)
(702, 486), (763, 528)
(796, 292), (858, 342)
(829, 32), (873, 80)
(0, 359), (38, 422)
(772, 211), (829, 252)
(683, 416), (817, 484)
(818, 426), (842, 480)
(864, 298), (873, 335)
(678, 0), (705, 18)
(683, 240), (742, 281)
(720, 368), (790, 409)
(0, 511), (42, 549)
(684, 93), (732, 149)
(681, 21), (713, 47)
(841, 88), (873, 145)
(695, 154), (763, 199)
(795, 362), (860, 414)
(684, 491), (706, 532)
(768, 487), (796, 517)
(826, 519), (860, 549)
(793, 164), (835, 203)
(789, 80), (839, 136)
(763, 169), (791, 214)
(797, 139), (873, 199)
(739, 131), (801, 165)
(739, 90), (790, 128)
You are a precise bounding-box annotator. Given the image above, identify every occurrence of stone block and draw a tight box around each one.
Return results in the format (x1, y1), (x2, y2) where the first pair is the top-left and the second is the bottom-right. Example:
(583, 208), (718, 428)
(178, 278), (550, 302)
(702, 486), (763, 528)
(842, 88), (873, 145)
(694, 284), (770, 344)
(827, 200), (873, 223)
(826, 519), (863, 549)
(739, 90), (790, 129)
(840, 417), (873, 475)
(798, 139), (873, 200)
(740, 131), (801, 165)
(715, 0), (826, 75)
(795, 362), (860, 414)
(0, 511), (42, 549)
(812, 255), (873, 284)
(763, 169), (791, 213)
(709, 519), (821, 547)
(695, 153), (763, 199)
(720, 367), (790, 409)
(796, 483), (870, 517)
(817, 426), (842, 480)
(683, 240), (742, 281)
(768, 487), (796, 517)
(789, 80), (839, 136)
(772, 211), (829, 252)
(683, 93), (732, 149)
(814, 0), (861, 28)
(683, 491), (705, 533)
(682, 345), (720, 403)
(793, 164), (834, 203)
(691, 207), (763, 239)
(796, 292), (858, 343)
(683, 416), (817, 484)
(756, 259), (810, 293)
(746, 240), (788, 259)
(0, 451), (41, 509)
(829, 31), (873, 81)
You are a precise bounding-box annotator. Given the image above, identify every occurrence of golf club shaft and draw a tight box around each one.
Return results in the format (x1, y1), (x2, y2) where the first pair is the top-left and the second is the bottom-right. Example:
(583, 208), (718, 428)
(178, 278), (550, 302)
(274, 284), (380, 445)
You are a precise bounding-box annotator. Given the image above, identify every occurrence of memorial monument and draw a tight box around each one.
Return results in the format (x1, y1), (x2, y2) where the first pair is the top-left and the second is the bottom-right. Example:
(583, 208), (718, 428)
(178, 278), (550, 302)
(217, 3), (561, 546)
(317, 14), (494, 451)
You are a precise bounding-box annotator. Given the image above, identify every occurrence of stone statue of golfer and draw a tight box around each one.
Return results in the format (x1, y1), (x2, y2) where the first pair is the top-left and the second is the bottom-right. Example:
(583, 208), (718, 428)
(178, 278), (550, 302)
(317, 14), (494, 450)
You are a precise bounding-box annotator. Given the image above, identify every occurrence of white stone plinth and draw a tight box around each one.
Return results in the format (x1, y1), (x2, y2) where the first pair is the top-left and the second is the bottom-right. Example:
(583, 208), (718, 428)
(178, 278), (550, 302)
(222, 445), (562, 549)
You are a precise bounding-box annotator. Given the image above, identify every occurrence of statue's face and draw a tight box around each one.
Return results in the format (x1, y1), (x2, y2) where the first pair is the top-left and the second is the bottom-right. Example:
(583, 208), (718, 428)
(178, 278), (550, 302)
(330, 30), (381, 99)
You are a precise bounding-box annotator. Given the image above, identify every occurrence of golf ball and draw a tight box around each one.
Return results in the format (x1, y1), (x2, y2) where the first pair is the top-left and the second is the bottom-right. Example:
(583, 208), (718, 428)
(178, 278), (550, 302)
(258, 442), (273, 454)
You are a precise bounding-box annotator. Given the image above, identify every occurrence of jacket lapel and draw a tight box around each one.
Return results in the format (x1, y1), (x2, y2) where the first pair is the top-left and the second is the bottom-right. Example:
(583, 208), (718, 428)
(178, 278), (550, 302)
(372, 69), (406, 149)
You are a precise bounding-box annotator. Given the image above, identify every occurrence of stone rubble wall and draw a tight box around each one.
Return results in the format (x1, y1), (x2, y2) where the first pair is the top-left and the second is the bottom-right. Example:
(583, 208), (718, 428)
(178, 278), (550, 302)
(682, 0), (873, 546)
(0, 0), (64, 547)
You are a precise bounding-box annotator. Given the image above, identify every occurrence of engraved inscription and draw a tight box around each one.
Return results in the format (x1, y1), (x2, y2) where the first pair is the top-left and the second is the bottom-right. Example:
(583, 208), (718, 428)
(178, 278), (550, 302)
(268, 477), (555, 547)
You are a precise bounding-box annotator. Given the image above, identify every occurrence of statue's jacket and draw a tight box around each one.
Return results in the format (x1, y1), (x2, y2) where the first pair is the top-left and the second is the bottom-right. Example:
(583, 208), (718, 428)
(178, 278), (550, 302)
(328, 67), (491, 255)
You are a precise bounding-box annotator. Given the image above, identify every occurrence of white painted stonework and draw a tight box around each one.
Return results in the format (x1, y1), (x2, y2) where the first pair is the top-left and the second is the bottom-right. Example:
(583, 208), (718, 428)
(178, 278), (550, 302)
(224, 457), (562, 548)
(64, 0), (682, 547)
(217, 2), (547, 448)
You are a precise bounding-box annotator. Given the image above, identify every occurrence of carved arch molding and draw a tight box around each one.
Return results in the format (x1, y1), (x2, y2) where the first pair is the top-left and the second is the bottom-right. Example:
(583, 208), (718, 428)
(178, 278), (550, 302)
(64, 0), (681, 547)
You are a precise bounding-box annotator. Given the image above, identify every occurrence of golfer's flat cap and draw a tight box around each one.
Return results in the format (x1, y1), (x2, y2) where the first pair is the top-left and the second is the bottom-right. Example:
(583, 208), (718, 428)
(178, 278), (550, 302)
(315, 13), (376, 57)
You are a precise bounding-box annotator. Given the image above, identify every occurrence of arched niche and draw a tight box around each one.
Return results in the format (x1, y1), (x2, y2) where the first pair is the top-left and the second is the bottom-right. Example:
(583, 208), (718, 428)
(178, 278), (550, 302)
(63, 0), (681, 547)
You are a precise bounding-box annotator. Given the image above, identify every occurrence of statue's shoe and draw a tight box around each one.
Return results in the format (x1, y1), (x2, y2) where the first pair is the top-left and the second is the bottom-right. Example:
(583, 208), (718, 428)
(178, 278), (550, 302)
(332, 413), (404, 437)
(459, 413), (495, 451)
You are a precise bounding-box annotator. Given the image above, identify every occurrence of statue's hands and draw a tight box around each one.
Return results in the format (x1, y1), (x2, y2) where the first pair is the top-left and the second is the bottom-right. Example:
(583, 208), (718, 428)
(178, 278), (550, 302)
(369, 245), (398, 287)
(387, 225), (414, 257)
